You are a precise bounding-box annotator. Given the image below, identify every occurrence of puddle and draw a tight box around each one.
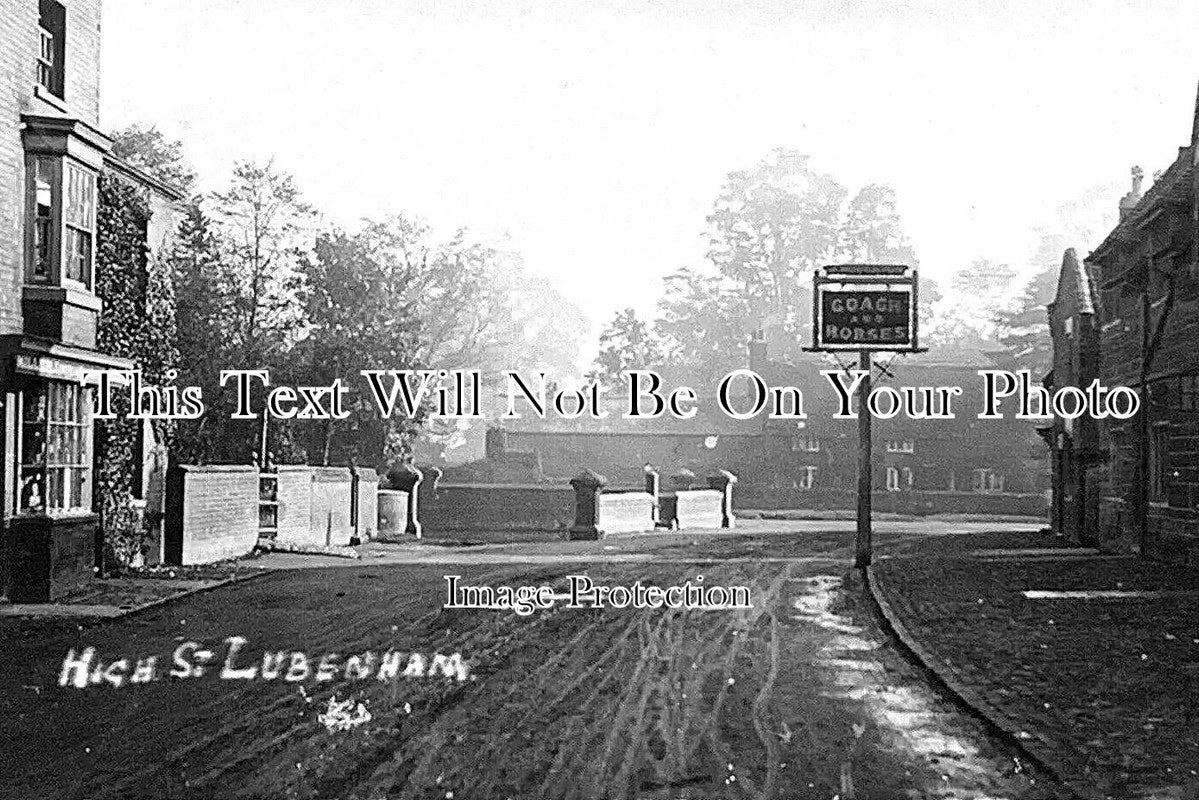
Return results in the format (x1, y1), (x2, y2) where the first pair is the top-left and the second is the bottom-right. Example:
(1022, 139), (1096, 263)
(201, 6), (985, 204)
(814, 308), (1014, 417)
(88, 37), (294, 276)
(789, 574), (1025, 799)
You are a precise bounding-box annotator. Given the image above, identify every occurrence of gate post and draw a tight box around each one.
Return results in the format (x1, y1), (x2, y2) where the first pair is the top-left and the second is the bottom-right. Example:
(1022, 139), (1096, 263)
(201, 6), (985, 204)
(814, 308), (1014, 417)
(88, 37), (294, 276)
(388, 463), (424, 539)
(570, 469), (607, 540)
(707, 470), (738, 528)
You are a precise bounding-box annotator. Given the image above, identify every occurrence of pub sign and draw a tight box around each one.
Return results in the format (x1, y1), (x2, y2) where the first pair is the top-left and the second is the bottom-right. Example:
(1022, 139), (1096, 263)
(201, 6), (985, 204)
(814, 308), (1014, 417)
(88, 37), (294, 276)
(812, 264), (918, 351)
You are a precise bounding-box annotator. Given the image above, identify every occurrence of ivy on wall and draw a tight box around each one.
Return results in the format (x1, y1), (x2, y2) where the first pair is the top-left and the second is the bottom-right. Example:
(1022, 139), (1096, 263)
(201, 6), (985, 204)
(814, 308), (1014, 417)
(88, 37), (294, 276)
(94, 172), (180, 568)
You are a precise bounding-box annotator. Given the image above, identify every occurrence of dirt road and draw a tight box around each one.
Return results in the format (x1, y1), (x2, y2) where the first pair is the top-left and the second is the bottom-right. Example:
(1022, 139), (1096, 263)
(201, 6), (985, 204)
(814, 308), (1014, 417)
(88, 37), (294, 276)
(0, 528), (1065, 799)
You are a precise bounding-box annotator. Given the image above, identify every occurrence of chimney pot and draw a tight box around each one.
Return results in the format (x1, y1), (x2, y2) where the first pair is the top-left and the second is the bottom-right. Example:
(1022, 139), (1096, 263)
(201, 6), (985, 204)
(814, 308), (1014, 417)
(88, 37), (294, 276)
(1119, 165), (1144, 221)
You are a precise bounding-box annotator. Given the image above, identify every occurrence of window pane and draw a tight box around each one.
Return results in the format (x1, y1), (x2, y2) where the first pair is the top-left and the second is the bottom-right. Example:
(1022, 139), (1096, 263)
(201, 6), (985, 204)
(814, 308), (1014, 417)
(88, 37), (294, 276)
(46, 467), (64, 509)
(21, 423), (45, 464)
(19, 382), (91, 513)
(23, 385), (46, 422)
(65, 227), (92, 284)
(65, 165), (95, 230)
(31, 159), (55, 279)
(20, 468), (45, 512)
(70, 468), (87, 509)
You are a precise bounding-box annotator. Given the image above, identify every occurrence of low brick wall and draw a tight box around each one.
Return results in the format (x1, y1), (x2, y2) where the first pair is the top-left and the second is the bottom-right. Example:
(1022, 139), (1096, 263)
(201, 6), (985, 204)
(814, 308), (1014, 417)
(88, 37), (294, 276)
(1147, 506), (1199, 564)
(1101, 497), (1199, 563)
(736, 488), (1050, 518)
(377, 490), (410, 541)
(598, 490), (656, 534)
(422, 483), (575, 534)
(165, 465), (259, 565)
(673, 489), (724, 529)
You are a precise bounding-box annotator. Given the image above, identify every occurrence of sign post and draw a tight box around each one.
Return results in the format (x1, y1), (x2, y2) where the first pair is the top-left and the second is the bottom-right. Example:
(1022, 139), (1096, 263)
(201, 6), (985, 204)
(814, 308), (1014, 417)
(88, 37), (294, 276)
(856, 349), (872, 568)
(809, 264), (921, 568)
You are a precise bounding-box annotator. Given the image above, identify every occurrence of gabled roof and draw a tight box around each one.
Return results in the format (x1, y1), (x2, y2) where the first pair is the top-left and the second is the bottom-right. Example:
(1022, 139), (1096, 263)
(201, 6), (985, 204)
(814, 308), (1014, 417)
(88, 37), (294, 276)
(1048, 248), (1095, 316)
(1089, 79), (1199, 265)
(1088, 148), (1193, 264)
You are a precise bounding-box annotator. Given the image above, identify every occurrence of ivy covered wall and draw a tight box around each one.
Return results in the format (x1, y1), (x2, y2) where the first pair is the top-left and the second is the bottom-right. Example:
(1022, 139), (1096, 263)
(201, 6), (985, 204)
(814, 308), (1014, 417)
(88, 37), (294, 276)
(94, 172), (180, 567)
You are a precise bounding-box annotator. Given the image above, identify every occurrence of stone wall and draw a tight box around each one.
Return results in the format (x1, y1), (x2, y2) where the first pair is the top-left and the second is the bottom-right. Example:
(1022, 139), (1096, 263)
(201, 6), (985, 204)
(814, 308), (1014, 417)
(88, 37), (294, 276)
(274, 466), (357, 548)
(736, 487), (1050, 517)
(673, 489), (724, 529)
(597, 490), (656, 534)
(422, 484), (576, 535)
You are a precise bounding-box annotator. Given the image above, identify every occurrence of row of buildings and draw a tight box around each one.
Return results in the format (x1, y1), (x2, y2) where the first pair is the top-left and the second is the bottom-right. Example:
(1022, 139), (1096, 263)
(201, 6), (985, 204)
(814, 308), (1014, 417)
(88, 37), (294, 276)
(457, 337), (1049, 516)
(1046, 86), (1199, 564)
(1, 0), (183, 600)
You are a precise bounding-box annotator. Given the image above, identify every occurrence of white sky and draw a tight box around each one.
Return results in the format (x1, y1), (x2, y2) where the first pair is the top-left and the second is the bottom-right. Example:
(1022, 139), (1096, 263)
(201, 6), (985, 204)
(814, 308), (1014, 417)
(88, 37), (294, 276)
(100, 0), (1199, 333)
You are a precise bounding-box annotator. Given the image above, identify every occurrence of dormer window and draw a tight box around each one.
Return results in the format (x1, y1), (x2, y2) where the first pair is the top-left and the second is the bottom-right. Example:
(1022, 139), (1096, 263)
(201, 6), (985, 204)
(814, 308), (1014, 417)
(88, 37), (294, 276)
(25, 155), (98, 291)
(37, 0), (66, 99)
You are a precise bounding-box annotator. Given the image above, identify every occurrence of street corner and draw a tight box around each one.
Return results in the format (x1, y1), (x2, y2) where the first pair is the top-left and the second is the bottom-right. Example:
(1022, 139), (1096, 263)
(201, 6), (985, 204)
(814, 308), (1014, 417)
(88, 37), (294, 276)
(867, 549), (1199, 799)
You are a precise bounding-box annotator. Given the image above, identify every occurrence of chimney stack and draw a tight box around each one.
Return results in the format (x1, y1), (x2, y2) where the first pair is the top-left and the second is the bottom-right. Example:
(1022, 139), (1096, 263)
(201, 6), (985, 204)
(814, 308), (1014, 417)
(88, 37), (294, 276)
(1119, 166), (1144, 221)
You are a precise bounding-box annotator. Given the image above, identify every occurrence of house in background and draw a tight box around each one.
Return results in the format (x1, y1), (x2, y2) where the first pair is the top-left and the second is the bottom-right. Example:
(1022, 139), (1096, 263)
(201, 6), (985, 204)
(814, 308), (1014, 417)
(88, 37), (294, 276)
(473, 331), (1049, 516)
(1082, 85), (1199, 563)
(0, 0), (182, 601)
(1042, 247), (1103, 545)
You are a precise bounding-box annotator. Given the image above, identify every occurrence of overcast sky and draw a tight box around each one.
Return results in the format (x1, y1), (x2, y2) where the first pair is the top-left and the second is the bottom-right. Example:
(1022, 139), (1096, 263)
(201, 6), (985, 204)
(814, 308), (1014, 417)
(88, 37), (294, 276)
(100, 0), (1199, 331)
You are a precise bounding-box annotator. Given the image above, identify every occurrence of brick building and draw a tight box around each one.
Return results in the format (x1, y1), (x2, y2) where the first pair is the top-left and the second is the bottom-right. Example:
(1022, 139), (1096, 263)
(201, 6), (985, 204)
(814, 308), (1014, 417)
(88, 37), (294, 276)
(1082, 88), (1199, 563)
(1, 0), (182, 601)
(479, 333), (1049, 515)
(1042, 248), (1103, 544)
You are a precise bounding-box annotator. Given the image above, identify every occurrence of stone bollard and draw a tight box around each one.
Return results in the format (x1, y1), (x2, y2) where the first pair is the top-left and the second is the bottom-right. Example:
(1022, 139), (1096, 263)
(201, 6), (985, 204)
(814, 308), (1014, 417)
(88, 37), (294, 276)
(387, 463), (424, 539)
(670, 468), (696, 491)
(569, 469), (607, 540)
(644, 464), (660, 525)
(707, 470), (738, 529)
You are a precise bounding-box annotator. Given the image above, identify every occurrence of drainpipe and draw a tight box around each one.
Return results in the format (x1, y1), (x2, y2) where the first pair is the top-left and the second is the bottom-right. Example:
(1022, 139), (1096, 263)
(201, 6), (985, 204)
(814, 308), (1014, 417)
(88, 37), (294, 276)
(1139, 286), (1150, 558)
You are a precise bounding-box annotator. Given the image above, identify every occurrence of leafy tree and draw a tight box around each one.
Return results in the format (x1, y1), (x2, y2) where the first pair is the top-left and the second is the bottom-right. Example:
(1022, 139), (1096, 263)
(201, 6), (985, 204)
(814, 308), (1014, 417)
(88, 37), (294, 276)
(994, 260), (1058, 377)
(210, 161), (315, 368)
(342, 216), (586, 465)
(168, 204), (241, 463)
(838, 184), (918, 265)
(589, 308), (663, 385)
(507, 262), (587, 380)
(918, 275), (943, 333)
(108, 124), (196, 194)
(653, 267), (754, 383)
(706, 148), (845, 325)
(164, 161), (315, 463)
(988, 183), (1124, 375)
(295, 228), (424, 466)
(951, 258), (1018, 299)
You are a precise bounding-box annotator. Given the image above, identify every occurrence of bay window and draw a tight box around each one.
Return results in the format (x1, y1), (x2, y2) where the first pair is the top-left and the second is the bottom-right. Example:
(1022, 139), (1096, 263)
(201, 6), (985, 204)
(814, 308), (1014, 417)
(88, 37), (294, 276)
(18, 381), (93, 515)
(25, 154), (97, 290)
